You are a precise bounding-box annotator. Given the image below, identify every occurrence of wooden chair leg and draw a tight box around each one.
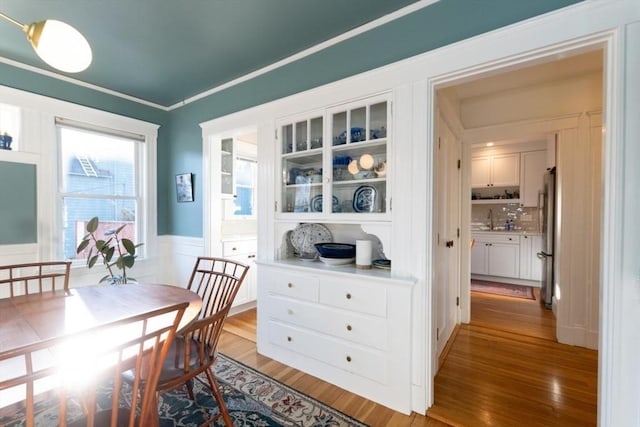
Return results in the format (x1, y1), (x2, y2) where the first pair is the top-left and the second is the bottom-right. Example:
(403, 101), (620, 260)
(205, 367), (233, 427)
(186, 378), (195, 400)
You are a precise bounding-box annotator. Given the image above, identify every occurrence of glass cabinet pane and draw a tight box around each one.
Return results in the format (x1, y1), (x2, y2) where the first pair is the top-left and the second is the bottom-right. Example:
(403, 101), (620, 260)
(328, 98), (388, 215)
(370, 102), (387, 139)
(281, 152), (322, 213)
(221, 138), (234, 195)
(282, 124), (293, 154)
(310, 117), (323, 149)
(295, 121), (307, 152)
(332, 112), (347, 146)
(350, 106), (366, 142)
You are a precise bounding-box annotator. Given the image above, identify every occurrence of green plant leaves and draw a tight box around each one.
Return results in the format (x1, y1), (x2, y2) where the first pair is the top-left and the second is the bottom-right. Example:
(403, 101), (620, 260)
(87, 217), (99, 233)
(75, 216), (144, 284)
(122, 238), (136, 255)
(76, 239), (90, 253)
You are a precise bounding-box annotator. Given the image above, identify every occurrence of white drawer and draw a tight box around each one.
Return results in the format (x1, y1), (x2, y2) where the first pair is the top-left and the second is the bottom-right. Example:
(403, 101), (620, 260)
(223, 239), (257, 256)
(318, 279), (387, 317)
(265, 295), (388, 350)
(266, 271), (319, 302)
(268, 320), (388, 384)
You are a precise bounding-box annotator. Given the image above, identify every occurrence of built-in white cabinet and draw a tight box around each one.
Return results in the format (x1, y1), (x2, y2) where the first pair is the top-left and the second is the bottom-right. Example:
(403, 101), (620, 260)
(256, 260), (414, 413)
(223, 238), (257, 307)
(471, 153), (520, 188)
(519, 234), (543, 281)
(471, 233), (520, 278)
(472, 232), (542, 282)
(520, 150), (547, 207)
(277, 94), (390, 219)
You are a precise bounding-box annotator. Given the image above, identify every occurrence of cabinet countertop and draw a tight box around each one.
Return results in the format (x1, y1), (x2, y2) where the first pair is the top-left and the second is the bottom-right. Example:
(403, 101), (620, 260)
(256, 259), (416, 287)
(471, 230), (542, 236)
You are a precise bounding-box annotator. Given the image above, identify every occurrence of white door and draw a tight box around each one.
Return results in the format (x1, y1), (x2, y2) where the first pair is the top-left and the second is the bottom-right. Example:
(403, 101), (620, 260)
(435, 113), (461, 360)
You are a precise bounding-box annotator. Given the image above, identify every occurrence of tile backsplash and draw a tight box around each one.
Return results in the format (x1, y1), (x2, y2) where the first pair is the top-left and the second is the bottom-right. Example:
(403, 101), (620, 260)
(471, 204), (540, 232)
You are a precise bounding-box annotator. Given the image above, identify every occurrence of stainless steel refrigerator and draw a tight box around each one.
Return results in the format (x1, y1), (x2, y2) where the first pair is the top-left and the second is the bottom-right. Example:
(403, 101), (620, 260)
(537, 167), (556, 309)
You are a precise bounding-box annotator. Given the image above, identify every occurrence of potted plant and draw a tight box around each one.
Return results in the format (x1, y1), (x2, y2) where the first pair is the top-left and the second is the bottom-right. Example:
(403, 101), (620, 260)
(76, 216), (143, 284)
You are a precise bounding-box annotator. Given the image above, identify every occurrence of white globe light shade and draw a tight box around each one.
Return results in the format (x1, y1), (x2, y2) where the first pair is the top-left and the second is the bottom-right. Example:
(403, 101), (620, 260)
(359, 153), (374, 170)
(28, 19), (92, 73)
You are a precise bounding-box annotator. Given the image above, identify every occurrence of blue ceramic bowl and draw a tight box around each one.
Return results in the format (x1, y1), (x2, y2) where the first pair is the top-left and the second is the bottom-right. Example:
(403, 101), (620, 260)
(314, 243), (356, 258)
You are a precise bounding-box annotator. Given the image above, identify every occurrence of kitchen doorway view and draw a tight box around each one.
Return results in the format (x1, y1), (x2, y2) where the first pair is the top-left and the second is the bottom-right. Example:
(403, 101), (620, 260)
(431, 47), (603, 424)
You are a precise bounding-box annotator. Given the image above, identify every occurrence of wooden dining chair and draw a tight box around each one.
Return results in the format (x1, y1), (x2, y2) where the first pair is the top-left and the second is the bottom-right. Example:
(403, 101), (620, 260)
(145, 257), (249, 427)
(0, 261), (71, 298)
(0, 301), (188, 427)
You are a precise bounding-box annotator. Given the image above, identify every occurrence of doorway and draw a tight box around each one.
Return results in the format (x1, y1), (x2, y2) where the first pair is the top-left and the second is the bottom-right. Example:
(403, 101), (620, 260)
(205, 127), (259, 313)
(431, 46), (604, 420)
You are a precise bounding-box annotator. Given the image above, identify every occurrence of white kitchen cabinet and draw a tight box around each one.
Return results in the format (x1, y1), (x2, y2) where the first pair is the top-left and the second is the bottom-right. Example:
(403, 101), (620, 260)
(277, 94), (390, 219)
(470, 238), (489, 275)
(471, 153), (520, 188)
(256, 260), (415, 413)
(520, 150), (547, 207)
(519, 234), (543, 281)
(471, 233), (520, 278)
(223, 238), (257, 306)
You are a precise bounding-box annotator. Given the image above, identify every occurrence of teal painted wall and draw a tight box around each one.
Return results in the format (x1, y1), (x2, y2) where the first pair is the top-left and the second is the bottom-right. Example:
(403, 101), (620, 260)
(0, 0), (583, 242)
(0, 161), (36, 244)
(0, 63), (169, 244)
(162, 0), (583, 237)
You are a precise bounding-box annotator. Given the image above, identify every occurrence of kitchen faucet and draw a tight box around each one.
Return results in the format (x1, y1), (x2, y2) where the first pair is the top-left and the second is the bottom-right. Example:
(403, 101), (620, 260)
(488, 208), (494, 231)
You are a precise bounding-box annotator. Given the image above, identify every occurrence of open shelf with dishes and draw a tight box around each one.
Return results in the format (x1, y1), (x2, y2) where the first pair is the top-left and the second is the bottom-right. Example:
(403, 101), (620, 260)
(276, 94), (391, 219)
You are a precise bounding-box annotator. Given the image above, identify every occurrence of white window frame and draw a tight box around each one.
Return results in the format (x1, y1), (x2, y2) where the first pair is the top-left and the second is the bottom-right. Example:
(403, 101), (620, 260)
(55, 119), (147, 263)
(47, 112), (157, 269)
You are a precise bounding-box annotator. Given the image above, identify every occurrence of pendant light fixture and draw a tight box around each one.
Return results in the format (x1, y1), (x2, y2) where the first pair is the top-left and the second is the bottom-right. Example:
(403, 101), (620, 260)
(0, 11), (92, 73)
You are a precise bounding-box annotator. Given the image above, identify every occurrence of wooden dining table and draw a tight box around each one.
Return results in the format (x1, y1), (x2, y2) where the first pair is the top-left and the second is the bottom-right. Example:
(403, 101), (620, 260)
(0, 283), (202, 418)
(0, 283), (202, 353)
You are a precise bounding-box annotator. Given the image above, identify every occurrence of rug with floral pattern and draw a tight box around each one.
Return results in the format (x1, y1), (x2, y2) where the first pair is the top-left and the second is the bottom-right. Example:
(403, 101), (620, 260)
(0, 354), (368, 427)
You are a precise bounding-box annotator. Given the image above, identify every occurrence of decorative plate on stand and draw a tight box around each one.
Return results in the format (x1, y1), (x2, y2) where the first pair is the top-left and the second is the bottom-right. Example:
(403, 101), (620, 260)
(290, 223), (332, 255)
(353, 185), (377, 213)
(310, 195), (340, 212)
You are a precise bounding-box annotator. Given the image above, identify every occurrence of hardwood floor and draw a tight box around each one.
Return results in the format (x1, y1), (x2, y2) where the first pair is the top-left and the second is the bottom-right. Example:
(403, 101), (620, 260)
(221, 289), (598, 427)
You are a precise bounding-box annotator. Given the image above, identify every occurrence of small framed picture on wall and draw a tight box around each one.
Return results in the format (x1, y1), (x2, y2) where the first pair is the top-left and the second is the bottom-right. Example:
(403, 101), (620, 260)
(175, 173), (194, 202)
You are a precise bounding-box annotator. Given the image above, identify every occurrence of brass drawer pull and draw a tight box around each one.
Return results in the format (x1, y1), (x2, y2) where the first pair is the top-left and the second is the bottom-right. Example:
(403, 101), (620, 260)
(346, 355), (352, 362)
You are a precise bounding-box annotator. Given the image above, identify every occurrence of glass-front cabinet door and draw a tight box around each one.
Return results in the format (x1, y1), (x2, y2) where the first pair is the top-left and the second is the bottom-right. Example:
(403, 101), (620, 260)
(276, 94), (390, 219)
(220, 137), (235, 198)
(278, 114), (324, 214)
(328, 97), (388, 215)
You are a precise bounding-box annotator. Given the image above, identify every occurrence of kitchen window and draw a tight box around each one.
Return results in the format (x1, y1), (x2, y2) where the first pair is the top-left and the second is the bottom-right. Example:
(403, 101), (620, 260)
(56, 119), (146, 262)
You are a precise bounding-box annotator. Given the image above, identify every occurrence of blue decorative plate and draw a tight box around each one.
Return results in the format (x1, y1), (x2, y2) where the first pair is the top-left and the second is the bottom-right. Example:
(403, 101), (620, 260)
(372, 259), (391, 270)
(352, 185), (377, 213)
(290, 223), (332, 255)
(310, 195), (339, 212)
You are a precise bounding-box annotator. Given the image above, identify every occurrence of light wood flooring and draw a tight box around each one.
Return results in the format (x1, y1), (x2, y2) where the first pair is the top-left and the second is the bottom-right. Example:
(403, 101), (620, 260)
(220, 288), (598, 427)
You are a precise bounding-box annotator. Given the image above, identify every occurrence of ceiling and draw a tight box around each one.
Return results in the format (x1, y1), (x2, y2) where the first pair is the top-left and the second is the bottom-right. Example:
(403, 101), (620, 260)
(0, 1), (422, 108)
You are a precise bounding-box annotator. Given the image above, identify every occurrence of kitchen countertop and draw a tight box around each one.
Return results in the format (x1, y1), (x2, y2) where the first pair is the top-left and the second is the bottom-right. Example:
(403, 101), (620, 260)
(471, 230), (542, 235)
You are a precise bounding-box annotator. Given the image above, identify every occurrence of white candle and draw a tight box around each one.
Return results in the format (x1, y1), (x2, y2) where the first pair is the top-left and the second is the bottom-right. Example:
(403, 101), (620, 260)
(356, 240), (372, 269)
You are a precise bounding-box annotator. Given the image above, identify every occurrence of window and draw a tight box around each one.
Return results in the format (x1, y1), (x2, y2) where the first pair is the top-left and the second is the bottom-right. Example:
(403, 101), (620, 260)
(57, 120), (145, 261)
